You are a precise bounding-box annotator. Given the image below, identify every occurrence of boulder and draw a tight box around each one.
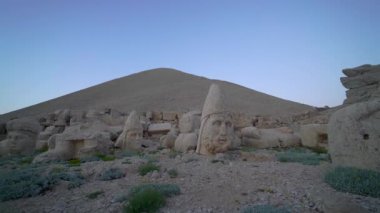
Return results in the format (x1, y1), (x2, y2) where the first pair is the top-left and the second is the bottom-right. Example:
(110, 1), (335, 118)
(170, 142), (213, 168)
(300, 124), (328, 149)
(160, 128), (178, 149)
(174, 133), (198, 152)
(328, 100), (380, 172)
(178, 111), (201, 133)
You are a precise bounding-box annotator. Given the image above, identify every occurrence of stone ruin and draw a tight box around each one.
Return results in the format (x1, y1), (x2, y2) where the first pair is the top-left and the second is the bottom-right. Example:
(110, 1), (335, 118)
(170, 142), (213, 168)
(341, 64), (380, 104)
(328, 64), (380, 172)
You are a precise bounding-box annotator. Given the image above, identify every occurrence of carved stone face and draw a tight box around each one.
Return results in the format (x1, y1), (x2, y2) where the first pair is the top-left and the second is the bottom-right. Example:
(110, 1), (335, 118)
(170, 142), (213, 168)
(6, 131), (35, 155)
(200, 113), (234, 155)
(126, 129), (142, 141)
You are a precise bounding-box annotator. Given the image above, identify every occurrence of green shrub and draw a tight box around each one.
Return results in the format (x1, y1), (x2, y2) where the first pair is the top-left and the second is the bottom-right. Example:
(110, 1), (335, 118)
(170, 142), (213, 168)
(307, 146), (328, 154)
(124, 188), (165, 213)
(95, 153), (116, 161)
(241, 147), (256, 152)
(138, 162), (160, 176)
(68, 159), (81, 167)
(129, 184), (180, 198)
(54, 171), (85, 189)
(86, 190), (104, 199)
(0, 167), (57, 201)
(241, 204), (290, 213)
(276, 148), (329, 165)
(116, 150), (142, 158)
(167, 169), (178, 178)
(99, 168), (125, 181)
(325, 167), (380, 198)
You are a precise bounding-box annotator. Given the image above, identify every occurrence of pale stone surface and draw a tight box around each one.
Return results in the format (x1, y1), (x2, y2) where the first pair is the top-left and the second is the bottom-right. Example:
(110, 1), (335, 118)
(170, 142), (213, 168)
(35, 126), (64, 151)
(33, 121), (114, 163)
(147, 123), (172, 134)
(0, 118), (42, 156)
(162, 112), (178, 121)
(341, 64), (380, 104)
(152, 111), (163, 121)
(115, 111), (143, 150)
(179, 111), (201, 133)
(300, 124), (328, 149)
(160, 128), (178, 149)
(241, 127), (300, 149)
(174, 132), (198, 152)
(197, 84), (236, 155)
(328, 100), (380, 172)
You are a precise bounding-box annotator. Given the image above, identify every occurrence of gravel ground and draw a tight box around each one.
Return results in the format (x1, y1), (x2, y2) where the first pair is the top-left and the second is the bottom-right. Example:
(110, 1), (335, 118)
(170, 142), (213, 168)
(1, 149), (379, 213)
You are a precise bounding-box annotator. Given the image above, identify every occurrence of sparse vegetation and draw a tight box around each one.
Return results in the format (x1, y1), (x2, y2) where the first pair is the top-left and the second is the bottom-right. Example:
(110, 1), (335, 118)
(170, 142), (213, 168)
(168, 150), (180, 159)
(99, 167), (125, 181)
(124, 188), (165, 213)
(307, 146), (328, 154)
(241, 147), (256, 152)
(325, 167), (380, 198)
(167, 169), (178, 178)
(124, 184), (181, 213)
(68, 159), (81, 167)
(0, 167), (57, 201)
(138, 162), (160, 176)
(211, 159), (224, 164)
(95, 153), (116, 161)
(129, 184), (180, 198)
(276, 148), (329, 165)
(86, 190), (104, 199)
(241, 204), (291, 213)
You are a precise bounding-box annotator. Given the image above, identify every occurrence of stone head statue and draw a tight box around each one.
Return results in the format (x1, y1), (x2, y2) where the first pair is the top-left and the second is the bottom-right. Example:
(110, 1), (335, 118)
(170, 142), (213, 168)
(0, 118), (41, 156)
(115, 111), (143, 149)
(196, 84), (234, 155)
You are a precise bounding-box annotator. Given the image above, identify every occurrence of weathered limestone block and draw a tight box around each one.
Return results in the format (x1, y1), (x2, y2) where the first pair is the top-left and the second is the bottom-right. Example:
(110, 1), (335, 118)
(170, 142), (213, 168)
(69, 110), (86, 126)
(328, 100), (380, 172)
(178, 111), (201, 133)
(152, 111), (163, 121)
(148, 123), (172, 135)
(54, 109), (71, 127)
(232, 113), (253, 129)
(342, 64), (374, 77)
(0, 118), (42, 156)
(300, 124), (328, 148)
(35, 126), (64, 151)
(175, 133), (198, 152)
(162, 112), (178, 121)
(241, 127), (300, 149)
(33, 121), (114, 163)
(115, 111), (143, 150)
(160, 128), (178, 149)
(196, 84), (236, 155)
(344, 84), (379, 104)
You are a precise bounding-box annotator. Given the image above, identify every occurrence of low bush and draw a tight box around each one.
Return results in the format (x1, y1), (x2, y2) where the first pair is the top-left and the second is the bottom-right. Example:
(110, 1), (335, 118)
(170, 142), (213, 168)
(138, 162), (160, 176)
(167, 169), (178, 178)
(86, 190), (104, 199)
(124, 188), (165, 213)
(0, 167), (57, 201)
(68, 159), (81, 167)
(325, 166), (380, 198)
(99, 167), (125, 181)
(124, 184), (181, 213)
(129, 184), (180, 198)
(241, 204), (291, 213)
(276, 148), (329, 165)
(95, 153), (116, 161)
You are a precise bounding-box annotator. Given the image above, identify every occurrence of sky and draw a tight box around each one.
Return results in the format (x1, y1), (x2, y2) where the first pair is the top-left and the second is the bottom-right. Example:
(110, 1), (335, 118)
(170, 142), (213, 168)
(1, 0), (379, 115)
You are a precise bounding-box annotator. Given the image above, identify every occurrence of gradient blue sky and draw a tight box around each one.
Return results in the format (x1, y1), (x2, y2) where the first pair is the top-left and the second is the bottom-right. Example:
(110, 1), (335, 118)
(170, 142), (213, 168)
(1, 0), (379, 114)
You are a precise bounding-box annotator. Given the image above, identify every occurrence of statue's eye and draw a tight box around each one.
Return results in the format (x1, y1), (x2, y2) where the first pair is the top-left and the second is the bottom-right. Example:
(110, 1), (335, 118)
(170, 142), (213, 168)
(213, 120), (221, 126)
(225, 122), (232, 127)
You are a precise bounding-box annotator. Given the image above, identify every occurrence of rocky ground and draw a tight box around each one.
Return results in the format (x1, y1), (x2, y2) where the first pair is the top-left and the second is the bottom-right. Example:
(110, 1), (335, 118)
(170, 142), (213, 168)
(0, 148), (379, 213)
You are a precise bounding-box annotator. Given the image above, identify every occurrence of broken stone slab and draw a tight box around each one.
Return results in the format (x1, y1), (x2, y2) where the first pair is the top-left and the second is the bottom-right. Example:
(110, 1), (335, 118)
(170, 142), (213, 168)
(148, 123), (172, 135)
(340, 69), (380, 89)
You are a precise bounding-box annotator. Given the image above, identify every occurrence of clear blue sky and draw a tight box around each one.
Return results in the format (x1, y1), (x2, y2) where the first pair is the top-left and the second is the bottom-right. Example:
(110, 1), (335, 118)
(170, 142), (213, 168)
(1, 0), (379, 114)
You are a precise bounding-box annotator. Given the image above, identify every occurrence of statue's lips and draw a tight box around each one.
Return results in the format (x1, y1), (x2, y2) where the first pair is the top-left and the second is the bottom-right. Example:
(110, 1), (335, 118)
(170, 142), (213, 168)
(217, 137), (227, 144)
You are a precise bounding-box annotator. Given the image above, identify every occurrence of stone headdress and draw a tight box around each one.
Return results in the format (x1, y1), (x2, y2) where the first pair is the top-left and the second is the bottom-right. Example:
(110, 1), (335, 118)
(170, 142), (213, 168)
(124, 111), (143, 132)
